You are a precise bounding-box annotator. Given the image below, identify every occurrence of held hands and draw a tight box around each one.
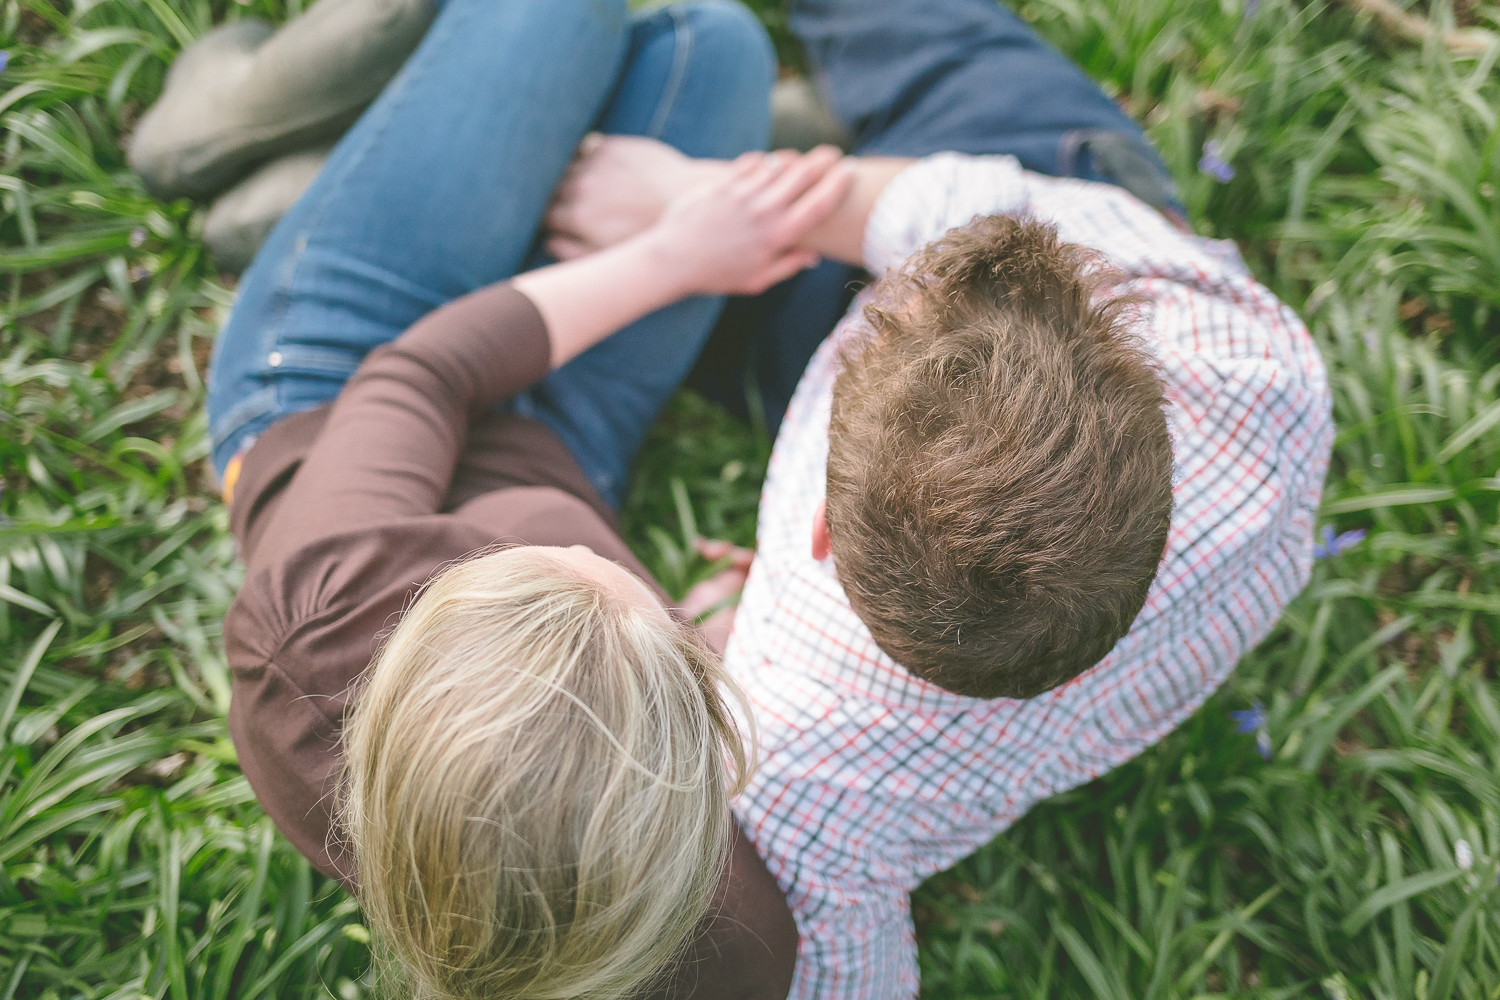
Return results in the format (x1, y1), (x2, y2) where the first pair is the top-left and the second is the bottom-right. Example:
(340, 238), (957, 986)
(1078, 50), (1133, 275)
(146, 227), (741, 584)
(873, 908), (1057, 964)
(547, 134), (703, 259)
(547, 136), (853, 297)
(639, 145), (853, 297)
(514, 144), (848, 368)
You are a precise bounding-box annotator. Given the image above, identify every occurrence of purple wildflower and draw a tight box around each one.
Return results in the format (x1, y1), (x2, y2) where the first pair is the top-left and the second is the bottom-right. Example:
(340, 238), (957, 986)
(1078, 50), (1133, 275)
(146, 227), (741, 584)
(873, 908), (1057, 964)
(1198, 139), (1236, 183)
(1313, 525), (1366, 559)
(1243, 0), (1261, 19)
(1231, 701), (1265, 734)
(1231, 701), (1272, 760)
(0, 52), (9, 75)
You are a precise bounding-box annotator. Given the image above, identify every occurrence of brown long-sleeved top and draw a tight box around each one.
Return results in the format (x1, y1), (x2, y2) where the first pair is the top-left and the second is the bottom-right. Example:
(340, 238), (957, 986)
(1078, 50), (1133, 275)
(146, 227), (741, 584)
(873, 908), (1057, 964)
(223, 283), (797, 1000)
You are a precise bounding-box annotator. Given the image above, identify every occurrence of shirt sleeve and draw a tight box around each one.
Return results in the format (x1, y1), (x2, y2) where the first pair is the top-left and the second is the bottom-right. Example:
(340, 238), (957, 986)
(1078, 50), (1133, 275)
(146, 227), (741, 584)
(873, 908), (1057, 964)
(862, 151), (1247, 284)
(784, 880), (916, 1000)
(243, 281), (551, 575)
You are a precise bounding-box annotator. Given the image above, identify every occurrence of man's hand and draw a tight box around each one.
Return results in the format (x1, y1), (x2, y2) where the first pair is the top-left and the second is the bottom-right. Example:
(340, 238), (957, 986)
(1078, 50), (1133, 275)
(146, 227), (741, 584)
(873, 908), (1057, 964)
(681, 539), (755, 657)
(546, 134), (711, 260)
(640, 145), (853, 297)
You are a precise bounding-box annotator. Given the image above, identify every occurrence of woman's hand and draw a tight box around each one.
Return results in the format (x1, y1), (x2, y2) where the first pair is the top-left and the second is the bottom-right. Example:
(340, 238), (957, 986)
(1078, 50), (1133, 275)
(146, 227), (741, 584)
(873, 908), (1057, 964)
(641, 145), (853, 297)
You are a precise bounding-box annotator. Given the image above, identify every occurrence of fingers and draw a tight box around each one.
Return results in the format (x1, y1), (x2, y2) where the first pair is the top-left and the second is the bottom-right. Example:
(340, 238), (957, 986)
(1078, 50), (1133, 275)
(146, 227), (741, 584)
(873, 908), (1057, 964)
(578, 131), (605, 157)
(723, 149), (800, 199)
(697, 537), (754, 568)
(680, 562), (751, 623)
(546, 159), (589, 238)
(545, 198), (578, 240)
(545, 234), (592, 261)
(757, 144), (845, 210)
(715, 147), (850, 256)
(697, 538), (734, 560)
(740, 248), (820, 295)
(729, 150), (769, 181)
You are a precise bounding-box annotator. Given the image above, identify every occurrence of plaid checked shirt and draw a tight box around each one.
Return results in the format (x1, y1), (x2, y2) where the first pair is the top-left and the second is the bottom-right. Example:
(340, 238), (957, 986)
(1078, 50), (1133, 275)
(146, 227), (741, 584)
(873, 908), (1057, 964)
(723, 153), (1333, 999)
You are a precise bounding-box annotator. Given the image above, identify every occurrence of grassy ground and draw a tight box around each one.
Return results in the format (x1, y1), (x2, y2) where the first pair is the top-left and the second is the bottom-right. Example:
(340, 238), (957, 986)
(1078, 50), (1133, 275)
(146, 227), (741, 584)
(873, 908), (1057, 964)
(1, 0), (1498, 996)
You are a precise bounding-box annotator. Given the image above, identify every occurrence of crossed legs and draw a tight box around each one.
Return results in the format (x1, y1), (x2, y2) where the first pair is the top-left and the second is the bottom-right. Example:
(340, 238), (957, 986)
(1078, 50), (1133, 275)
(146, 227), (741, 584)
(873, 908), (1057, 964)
(205, 0), (773, 506)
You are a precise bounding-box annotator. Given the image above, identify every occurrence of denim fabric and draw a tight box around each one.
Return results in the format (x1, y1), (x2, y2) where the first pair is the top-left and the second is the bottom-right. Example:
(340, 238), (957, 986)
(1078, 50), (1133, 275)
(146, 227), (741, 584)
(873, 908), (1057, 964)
(207, 0), (773, 507)
(792, 0), (1170, 177)
(690, 0), (1180, 432)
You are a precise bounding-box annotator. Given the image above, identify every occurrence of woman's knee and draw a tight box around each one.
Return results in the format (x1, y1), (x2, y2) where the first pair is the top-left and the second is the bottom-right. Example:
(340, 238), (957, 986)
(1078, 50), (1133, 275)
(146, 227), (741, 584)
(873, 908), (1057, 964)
(607, 0), (773, 154)
(662, 0), (775, 89)
(653, 0), (775, 152)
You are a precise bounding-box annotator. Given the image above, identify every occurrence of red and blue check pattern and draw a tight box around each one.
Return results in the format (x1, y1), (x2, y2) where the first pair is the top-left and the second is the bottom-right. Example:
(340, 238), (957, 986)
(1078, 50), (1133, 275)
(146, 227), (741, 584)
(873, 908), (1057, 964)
(723, 154), (1334, 1000)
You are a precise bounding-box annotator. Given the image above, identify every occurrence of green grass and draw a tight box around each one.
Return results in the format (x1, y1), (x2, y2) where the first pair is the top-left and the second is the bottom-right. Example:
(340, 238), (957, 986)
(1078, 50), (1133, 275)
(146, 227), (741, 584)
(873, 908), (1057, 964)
(1, 0), (1498, 996)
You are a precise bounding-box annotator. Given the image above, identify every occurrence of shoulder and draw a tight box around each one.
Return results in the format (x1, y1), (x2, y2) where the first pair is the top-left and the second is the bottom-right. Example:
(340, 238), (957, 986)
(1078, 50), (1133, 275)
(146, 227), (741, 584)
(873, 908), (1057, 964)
(862, 153), (1028, 275)
(652, 824), (799, 1000)
(226, 519), (495, 676)
(224, 518), (501, 882)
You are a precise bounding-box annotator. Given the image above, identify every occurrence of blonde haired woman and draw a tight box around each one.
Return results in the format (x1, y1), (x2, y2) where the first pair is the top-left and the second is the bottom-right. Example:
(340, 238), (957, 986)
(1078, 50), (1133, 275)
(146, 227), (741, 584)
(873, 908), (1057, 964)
(198, 0), (852, 995)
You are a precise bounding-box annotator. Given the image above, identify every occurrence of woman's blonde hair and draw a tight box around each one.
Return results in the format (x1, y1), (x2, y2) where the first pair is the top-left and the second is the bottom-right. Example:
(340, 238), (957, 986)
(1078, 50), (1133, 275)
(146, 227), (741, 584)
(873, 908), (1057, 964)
(341, 547), (750, 1000)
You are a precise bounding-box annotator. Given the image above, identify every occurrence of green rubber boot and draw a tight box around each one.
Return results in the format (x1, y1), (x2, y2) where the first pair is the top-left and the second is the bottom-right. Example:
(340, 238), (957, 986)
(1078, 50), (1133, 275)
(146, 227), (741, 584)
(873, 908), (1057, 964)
(769, 77), (848, 153)
(201, 79), (850, 275)
(128, 0), (433, 201)
(203, 145), (332, 273)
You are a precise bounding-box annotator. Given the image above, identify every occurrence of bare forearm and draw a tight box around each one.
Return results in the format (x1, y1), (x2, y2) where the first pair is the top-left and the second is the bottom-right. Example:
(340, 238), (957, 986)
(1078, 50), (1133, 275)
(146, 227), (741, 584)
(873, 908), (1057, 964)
(794, 156), (914, 265)
(512, 232), (690, 368)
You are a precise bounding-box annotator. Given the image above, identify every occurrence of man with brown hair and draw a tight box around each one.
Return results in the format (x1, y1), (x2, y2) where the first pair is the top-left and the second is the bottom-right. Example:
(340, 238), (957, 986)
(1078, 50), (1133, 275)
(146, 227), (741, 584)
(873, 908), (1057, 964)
(825, 214), (1174, 700)
(548, 1), (1333, 996)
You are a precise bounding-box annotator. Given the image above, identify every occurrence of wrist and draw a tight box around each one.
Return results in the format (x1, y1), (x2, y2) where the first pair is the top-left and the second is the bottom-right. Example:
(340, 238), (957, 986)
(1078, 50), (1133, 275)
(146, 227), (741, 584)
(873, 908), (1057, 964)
(628, 223), (702, 301)
(686, 157), (733, 189)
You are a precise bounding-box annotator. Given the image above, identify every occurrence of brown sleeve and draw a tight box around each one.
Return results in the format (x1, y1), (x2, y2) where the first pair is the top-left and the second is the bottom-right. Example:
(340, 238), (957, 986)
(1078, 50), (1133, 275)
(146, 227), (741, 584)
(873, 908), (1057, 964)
(242, 281), (550, 573)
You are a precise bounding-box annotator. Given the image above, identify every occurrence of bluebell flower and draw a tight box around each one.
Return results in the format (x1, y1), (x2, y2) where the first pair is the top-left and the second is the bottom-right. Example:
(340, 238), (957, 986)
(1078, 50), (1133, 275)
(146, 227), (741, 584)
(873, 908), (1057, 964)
(1230, 700), (1272, 760)
(1230, 701), (1265, 734)
(1313, 524), (1366, 559)
(1198, 140), (1236, 183)
(0, 51), (10, 75)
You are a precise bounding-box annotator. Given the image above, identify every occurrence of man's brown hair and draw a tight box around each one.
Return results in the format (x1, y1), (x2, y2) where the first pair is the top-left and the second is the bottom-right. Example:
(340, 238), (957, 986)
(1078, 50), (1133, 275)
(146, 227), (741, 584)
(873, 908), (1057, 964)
(825, 215), (1173, 699)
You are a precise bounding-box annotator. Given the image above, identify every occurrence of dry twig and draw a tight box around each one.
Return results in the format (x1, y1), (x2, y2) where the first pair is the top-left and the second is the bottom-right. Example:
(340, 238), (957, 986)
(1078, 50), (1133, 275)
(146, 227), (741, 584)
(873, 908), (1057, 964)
(1341, 0), (1499, 55)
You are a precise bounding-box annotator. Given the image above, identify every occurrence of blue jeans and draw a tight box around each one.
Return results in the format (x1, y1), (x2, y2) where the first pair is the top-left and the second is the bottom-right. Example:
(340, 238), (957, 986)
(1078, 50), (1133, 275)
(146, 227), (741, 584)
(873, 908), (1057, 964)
(690, 0), (1181, 433)
(207, 0), (774, 507)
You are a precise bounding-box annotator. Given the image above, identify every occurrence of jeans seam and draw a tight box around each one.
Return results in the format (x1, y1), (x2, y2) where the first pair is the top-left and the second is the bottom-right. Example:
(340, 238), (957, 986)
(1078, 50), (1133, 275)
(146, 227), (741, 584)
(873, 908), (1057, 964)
(235, 0), (475, 453)
(646, 7), (693, 139)
(252, 0), (472, 358)
(211, 385), (277, 445)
